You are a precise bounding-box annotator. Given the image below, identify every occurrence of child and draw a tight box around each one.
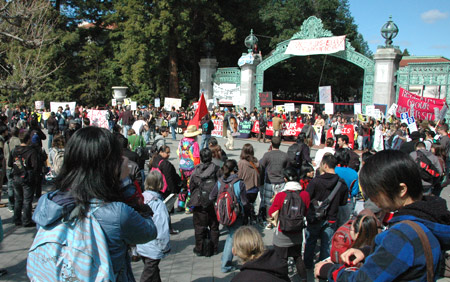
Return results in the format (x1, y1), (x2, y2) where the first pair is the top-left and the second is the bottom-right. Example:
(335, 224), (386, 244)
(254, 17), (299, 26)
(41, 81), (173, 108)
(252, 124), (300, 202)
(299, 163), (314, 190)
(231, 226), (289, 282)
(137, 171), (171, 282)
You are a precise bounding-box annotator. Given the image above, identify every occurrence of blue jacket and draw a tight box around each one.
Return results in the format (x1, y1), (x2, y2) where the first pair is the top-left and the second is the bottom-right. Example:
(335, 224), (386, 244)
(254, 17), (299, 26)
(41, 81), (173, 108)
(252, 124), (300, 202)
(33, 191), (157, 282)
(137, 191), (170, 260)
(328, 195), (450, 282)
(335, 167), (359, 198)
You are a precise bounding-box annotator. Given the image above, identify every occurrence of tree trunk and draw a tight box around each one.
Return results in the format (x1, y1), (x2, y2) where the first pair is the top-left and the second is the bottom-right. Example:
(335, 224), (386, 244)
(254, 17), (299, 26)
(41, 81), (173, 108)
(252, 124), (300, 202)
(168, 37), (179, 98)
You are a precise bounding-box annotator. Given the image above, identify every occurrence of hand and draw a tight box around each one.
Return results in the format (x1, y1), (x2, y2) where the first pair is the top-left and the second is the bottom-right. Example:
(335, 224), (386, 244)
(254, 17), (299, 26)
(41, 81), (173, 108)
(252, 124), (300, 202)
(120, 156), (130, 180)
(314, 260), (331, 278)
(341, 248), (365, 265)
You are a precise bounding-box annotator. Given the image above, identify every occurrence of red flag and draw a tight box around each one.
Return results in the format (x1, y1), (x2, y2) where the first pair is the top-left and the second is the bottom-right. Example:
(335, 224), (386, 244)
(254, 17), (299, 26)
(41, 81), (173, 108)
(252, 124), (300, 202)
(188, 93), (208, 127)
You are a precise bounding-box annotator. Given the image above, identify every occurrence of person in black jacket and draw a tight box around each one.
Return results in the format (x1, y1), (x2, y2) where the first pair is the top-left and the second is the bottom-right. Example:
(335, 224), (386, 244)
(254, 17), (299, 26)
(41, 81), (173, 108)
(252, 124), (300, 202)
(303, 153), (348, 269)
(232, 226), (289, 282)
(8, 130), (39, 227)
(188, 148), (220, 256)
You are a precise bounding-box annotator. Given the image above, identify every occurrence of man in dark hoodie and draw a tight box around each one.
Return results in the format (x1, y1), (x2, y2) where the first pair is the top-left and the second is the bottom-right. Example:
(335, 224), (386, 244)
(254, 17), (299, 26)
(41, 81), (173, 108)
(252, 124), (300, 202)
(8, 130), (38, 227)
(188, 148), (221, 256)
(303, 153), (348, 269)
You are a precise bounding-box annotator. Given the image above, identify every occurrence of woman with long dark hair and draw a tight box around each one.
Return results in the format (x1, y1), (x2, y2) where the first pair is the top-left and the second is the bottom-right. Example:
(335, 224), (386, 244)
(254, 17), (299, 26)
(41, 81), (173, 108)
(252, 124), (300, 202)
(315, 150), (450, 281)
(31, 127), (157, 281)
(238, 144), (260, 224)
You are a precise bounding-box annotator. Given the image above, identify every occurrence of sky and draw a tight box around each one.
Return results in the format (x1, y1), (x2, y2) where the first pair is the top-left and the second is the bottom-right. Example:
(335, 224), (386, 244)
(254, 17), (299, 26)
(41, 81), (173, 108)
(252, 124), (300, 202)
(347, 0), (450, 59)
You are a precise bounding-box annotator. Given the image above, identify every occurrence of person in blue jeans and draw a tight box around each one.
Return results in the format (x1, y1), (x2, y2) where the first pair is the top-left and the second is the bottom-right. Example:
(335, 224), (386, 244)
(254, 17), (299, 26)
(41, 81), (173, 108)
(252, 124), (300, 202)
(169, 107), (178, 140)
(200, 114), (214, 150)
(303, 154), (348, 269)
(209, 159), (248, 273)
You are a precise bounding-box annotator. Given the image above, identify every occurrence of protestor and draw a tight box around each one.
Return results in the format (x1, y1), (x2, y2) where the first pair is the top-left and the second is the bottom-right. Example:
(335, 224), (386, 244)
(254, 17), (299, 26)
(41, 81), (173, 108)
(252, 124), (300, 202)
(336, 134), (360, 172)
(231, 226), (290, 282)
(208, 137), (228, 162)
(200, 114), (214, 150)
(47, 134), (65, 179)
(299, 163), (314, 190)
(257, 110), (267, 143)
(304, 154), (348, 269)
(46, 112), (58, 150)
(188, 148), (220, 256)
(314, 150), (450, 282)
(269, 167), (310, 281)
(314, 137), (335, 171)
(410, 141), (442, 196)
(137, 171), (171, 282)
(399, 130), (422, 154)
(4, 127), (20, 212)
(238, 144), (261, 225)
(29, 127), (157, 281)
(209, 159), (248, 273)
(259, 136), (289, 229)
(128, 128), (146, 152)
(168, 106), (178, 140)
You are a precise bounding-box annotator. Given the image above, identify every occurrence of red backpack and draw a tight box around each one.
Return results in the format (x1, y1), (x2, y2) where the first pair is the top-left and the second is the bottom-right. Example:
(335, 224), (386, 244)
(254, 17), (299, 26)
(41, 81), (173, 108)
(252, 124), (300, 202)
(215, 178), (240, 226)
(150, 160), (168, 193)
(330, 220), (354, 264)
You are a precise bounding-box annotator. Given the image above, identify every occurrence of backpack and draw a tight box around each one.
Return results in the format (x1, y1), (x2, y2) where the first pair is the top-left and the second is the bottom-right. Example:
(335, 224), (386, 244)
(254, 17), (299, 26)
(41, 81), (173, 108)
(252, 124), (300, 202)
(278, 191), (306, 232)
(169, 115), (177, 126)
(287, 143), (304, 168)
(308, 181), (343, 224)
(135, 146), (149, 162)
(27, 205), (116, 281)
(150, 160), (168, 193)
(52, 150), (64, 176)
(330, 219), (354, 264)
(11, 149), (32, 183)
(215, 178), (240, 226)
(150, 136), (163, 155)
(415, 150), (441, 186)
(193, 166), (219, 208)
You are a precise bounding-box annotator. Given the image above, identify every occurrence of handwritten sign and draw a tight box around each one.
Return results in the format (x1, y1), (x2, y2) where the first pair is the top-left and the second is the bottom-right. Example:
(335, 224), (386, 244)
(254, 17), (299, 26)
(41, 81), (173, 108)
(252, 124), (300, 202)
(87, 110), (108, 129)
(301, 104), (313, 115)
(285, 35), (346, 56)
(259, 92), (273, 108)
(211, 119), (223, 137)
(396, 88), (445, 121)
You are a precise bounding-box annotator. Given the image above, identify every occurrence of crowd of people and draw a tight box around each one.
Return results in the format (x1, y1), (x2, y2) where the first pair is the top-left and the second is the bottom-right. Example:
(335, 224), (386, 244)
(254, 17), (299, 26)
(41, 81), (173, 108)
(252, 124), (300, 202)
(0, 102), (450, 282)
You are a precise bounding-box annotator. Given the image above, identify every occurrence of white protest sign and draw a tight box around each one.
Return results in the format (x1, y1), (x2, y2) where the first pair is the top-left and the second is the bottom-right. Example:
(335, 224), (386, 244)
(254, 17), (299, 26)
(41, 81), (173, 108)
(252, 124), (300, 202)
(406, 116), (418, 133)
(154, 98), (161, 108)
(164, 97), (182, 111)
(324, 103), (334, 115)
(374, 109), (382, 120)
(301, 104), (313, 115)
(319, 86), (332, 104)
(354, 103), (362, 115)
(365, 105), (375, 117)
(284, 103), (295, 112)
(387, 103), (398, 116)
(50, 102), (76, 114)
(111, 99), (117, 106)
(35, 101), (44, 110)
(313, 126), (323, 146)
(131, 101), (137, 111)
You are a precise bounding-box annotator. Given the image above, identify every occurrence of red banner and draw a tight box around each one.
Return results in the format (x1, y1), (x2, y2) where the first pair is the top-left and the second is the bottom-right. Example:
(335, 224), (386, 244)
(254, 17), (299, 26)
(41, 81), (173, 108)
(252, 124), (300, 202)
(252, 121), (304, 136)
(340, 125), (355, 149)
(396, 88), (445, 121)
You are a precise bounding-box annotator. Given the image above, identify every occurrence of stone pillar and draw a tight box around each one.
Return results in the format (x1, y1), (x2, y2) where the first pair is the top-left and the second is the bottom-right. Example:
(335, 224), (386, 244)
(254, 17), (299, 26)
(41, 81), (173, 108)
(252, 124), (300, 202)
(239, 54), (261, 109)
(198, 58), (218, 100)
(373, 48), (402, 106)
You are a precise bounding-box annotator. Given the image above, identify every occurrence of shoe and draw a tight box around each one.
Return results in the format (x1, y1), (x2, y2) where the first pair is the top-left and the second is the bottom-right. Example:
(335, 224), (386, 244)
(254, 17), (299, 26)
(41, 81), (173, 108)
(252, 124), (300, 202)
(170, 229), (180, 235)
(24, 222), (36, 228)
(131, 255), (141, 262)
(7, 207), (13, 213)
(0, 203), (6, 208)
(265, 223), (273, 230)
(193, 249), (203, 257)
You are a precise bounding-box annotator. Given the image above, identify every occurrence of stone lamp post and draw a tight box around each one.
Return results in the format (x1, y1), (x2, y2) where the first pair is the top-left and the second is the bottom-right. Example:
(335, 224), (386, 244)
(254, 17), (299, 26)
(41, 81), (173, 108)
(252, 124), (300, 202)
(112, 86), (128, 104)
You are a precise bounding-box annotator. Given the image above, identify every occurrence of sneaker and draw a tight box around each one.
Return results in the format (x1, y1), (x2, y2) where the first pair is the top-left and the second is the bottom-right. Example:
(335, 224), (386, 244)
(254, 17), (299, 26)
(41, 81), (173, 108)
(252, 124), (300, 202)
(7, 207), (13, 213)
(170, 229), (180, 235)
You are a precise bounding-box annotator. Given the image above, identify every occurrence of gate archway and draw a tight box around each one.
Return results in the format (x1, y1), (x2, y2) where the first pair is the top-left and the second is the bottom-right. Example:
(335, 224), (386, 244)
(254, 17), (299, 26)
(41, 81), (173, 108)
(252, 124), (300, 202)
(255, 16), (375, 108)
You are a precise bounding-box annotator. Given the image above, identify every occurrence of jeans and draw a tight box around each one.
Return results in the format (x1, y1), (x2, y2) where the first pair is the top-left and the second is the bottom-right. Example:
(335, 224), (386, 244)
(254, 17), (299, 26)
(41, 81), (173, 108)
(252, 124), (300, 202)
(304, 220), (337, 269)
(362, 136), (370, 150)
(13, 177), (34, 225)
(357, 135), (363, 150)
(193, 206), (219, 254)
(221, 217), (243, 272)
(149, 124), (156, 140)
(140, 257), (161, 282)
(6, 169), (14, 210)
(200, 134), (211, 150)
(108, 120), (114, 132)
(170, 124), (177, 140)
(48, 134), (54, 150)
(123, 125), (131, 138)
(225, 130), (234, 149)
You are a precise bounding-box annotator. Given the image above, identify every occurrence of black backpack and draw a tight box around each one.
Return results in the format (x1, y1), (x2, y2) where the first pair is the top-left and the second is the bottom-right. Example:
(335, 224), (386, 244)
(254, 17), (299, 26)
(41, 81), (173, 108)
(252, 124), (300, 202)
(199, 167), (219, 208)
(11, 149), (32, 183)
(287, 143), (304, 168)
(415, 150), (441, 186)
(279, 191), (306, 232)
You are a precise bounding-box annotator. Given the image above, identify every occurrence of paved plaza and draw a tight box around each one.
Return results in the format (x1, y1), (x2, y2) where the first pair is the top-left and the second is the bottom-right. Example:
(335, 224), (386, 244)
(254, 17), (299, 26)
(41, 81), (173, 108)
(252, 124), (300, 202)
(1, 134), (449, 281)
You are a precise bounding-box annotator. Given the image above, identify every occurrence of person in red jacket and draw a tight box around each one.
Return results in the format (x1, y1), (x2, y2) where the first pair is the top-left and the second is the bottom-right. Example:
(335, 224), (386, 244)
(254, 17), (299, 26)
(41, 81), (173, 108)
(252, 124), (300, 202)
(269, 167), (310, 282)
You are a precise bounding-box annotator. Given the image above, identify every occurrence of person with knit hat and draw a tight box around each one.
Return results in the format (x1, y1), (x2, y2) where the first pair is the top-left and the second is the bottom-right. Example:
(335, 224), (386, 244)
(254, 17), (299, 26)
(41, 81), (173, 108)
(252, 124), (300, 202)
(177, 125), (201, 212)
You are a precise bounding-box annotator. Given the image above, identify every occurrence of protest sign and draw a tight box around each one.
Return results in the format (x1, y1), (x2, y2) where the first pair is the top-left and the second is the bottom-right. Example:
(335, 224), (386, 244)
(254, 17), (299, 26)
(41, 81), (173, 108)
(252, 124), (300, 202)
(238, 120), (252, 138)
(259, 92), (273, 108)
(341, 124), (355, 149)
(261, 121), (305, 136)
(284, 103), (295, 112)
(112, 99), (117, 106)
(365, 105), (375, 117)
(50, 102), (76, 114)
(313, 126), (323, 146)
(396, 87), (444, 121)
(275, 105), (285, 113)
(285, 36), (346, 56)
(406, 116), (418, 133)
(301, 104), (313, 115)
(387, 103), (398, 116)
(319, 86), (332, 104)
(154, 98), (160, 108)
(211, 119), (223, 137)
(324, 103), (334, 115)
(35, 101), (44, 110)
(87, 110), (108, 129)
(354, 103), (362, 115)
(123, 98), (131, 106)
(164, 97), (182, 111)
(131, 101), (137, 111)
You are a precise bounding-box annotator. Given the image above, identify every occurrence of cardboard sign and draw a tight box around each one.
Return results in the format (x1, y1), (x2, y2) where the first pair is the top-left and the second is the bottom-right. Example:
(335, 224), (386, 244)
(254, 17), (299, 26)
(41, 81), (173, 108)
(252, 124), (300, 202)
(284, 103), (295, 112)
(35, 101), (44, 110)
(354, 103), (362, 115)
(154, 98), (160, 108)
(301, 104), (313, 115)
(275, 105), (285, 113)
(211, 119), (223, 137)
(387, 103), (398, 116)
(324, 103), (334, 115)
(259, 92), (273, 108)
(319, 86), (332, 104)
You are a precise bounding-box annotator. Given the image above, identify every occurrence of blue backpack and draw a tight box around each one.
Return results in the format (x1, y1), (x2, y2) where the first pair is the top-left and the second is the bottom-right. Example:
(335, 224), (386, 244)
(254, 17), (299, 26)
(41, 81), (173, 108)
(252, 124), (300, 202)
(27, 206), (115, 282)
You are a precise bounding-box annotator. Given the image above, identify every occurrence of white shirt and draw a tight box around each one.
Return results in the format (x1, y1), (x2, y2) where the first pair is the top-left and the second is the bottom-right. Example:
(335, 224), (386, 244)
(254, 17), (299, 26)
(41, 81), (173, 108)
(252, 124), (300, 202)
(132, 120), (147, 135)
(314, 146), (335, 170)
